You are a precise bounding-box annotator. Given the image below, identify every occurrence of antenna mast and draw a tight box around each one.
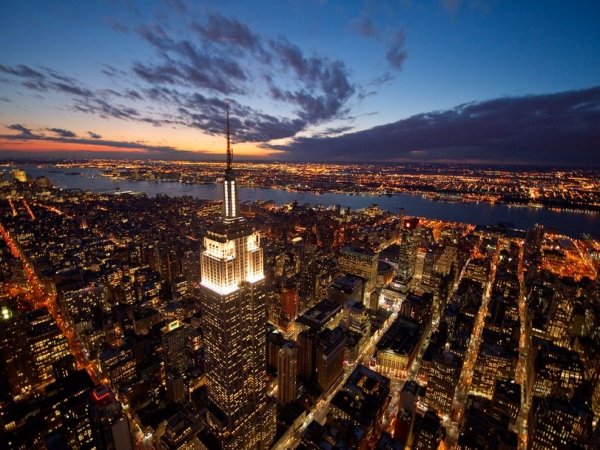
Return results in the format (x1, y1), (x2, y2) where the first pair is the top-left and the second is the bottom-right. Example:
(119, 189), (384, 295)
(226, 105), (232, 170)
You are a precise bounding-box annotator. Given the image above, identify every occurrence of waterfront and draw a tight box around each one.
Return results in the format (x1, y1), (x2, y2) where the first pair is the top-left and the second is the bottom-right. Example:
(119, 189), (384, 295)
(9, 165), (600, 239)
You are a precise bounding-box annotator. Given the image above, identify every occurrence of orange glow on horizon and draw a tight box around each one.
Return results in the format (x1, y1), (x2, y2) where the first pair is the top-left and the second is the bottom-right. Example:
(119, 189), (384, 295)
(0, 138), (282, 158)
(0, 139), (148, 154)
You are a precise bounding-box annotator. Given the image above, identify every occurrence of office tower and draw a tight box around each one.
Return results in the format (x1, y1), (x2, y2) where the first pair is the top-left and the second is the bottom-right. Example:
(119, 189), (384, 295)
(165, 372), (187, 404)
(162, 320), (187, 374)
(413, 410), (445, 450)
(0, 303), (34, 397)
(491, 379), (521, 427)
(26, 308), (70, 385)
(338, 245), (379, 307)
(330, 274), (364, 305)
(89, 385), (134, 450)
(277, 341), (297, 404)
(423, 350), (461, 416)
(315, 327), (346, 393)
(435, 243), (457, 277)
(400, 291), (434, 325)
(458, 397), (518, 449)
(376, 317), (424, 379)
(199, 109), (276, 450)
(279, 279), (299, 334)
(523, 224), (544, 269)
(297, 329), (317, 381)
(99, 347), (136, 386)
(267, 330), (287, 371)
(529, 393), (593, 449)
(396, 219), (419, 292)
(463, 257), (490, 285)
(343, 299), (371, 339)
(328, 365), (391, 448)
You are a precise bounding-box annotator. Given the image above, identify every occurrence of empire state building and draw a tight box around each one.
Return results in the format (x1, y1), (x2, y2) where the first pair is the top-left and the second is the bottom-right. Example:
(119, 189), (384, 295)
(199, 109), (276, 449)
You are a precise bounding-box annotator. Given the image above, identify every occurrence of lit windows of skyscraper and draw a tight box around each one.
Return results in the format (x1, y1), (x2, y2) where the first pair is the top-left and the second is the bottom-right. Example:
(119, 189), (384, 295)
(26, 308), (70, 385)
(277, 341), (297, 405)
(338, 245), (379, 308)
(395, 218), (420, 294)
(199, 109), (276, 449)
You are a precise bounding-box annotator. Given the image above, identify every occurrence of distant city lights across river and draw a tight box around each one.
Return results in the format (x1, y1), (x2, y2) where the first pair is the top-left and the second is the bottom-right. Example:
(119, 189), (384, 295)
(11, 165), (600, 239)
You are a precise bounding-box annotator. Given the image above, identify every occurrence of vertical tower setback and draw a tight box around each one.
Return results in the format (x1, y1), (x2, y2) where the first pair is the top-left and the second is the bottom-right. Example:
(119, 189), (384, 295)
(199, 107), (276, 449)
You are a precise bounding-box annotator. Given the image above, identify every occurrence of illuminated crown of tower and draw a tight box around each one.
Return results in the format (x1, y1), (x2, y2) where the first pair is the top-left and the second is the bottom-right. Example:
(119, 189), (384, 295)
(222, 105), (240, 221)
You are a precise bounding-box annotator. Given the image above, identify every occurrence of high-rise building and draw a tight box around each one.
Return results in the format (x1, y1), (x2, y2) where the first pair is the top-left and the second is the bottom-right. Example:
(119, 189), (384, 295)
(316, 327), (346, 393)
(338, 245), (378, 307)
(161, 319), (187, 374)
(328, 365), (391, 447)
(89, 385), (134, 450)
(297, 329), (317, 381)
(26, 308), (70, 385)
(199, 109), (276, 450)
(9, 168), (27, 182)
(279, 279), (299, 334)
(423, 350), (461, 416)
(397, 219), (419, 285)
(413, 410), (445, 450)
(529, 393), (593, 449)
(277, 341), (297, 405)
(0, 303), (34, 397)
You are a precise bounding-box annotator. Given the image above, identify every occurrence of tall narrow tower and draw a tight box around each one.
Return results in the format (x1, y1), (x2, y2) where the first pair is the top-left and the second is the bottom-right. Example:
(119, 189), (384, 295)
(199, 108), (276, 449)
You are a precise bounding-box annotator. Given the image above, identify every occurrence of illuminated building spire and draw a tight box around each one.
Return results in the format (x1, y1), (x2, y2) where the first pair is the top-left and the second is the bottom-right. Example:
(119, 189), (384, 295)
(223, 105), (240, 221)
(226, 104), (232, 172)
(199, 108), (275, 450)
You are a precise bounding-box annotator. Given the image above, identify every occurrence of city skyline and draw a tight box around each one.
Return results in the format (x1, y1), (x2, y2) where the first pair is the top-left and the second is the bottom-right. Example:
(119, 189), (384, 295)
(1, 0), (599, 165)
(1, 114), (599, 447)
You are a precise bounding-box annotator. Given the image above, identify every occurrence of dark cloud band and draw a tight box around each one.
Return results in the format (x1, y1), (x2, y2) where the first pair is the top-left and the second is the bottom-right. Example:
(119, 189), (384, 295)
(267, 86), (600, 166)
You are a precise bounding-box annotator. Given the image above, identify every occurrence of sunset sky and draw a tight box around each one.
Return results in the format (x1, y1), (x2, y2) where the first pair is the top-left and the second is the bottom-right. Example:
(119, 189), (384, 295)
(1, 0), (599, 164)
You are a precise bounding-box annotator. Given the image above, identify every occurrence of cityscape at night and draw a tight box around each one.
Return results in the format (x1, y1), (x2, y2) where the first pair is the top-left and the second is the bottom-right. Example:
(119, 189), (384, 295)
(1, 1), (600, 450)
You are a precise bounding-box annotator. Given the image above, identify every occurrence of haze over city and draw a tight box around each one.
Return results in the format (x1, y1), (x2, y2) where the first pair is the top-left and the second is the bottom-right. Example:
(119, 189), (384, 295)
(1, 0), (599, 165)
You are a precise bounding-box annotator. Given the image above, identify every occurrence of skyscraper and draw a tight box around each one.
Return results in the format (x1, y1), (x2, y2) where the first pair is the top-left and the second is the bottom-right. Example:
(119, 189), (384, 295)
(199, 108), (276, 449)
(396, 218), (419, 288)
(277, 341), (297, 405)
(89, 385), (134, 450)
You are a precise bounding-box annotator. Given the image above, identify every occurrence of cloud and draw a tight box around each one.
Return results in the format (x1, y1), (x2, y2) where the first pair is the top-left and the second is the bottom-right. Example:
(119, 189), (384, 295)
(349, 11), (407, 75)
(311, 126), (355, 138)
(440, 0), (462, 14)
(192, 14), (261, 51)
(0, 64), (45, 80)
(1, 14), (372, 145)
(269, 86), (600, 166)
(267, 38), (355, 121)
(104, 17), (128, 33)
(125, 14), (358, 141)
(100, 64), (127, 78)
(125, 89), (143, 100)
(7, 124), (35, 138)
(73, 97), (142, 121)
(163, 0), (187, 14)
(386, 30), (407, 69)
(134, 23), (247, 95)
(88, 131), (102, 139)
(0, 67), (165, 126)
(47, 128), (77, 138)
(0, 64), (94, 98)
(351, 17), (380, 39)
(1, 125), (203, 158)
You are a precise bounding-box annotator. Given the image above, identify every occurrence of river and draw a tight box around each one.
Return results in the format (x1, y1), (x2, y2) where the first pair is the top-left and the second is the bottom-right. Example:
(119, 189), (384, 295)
(8, 165), (600, 239)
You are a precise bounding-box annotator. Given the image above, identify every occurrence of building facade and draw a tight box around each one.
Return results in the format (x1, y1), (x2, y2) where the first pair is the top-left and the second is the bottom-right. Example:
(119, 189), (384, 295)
(199, 110), (276, 450)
